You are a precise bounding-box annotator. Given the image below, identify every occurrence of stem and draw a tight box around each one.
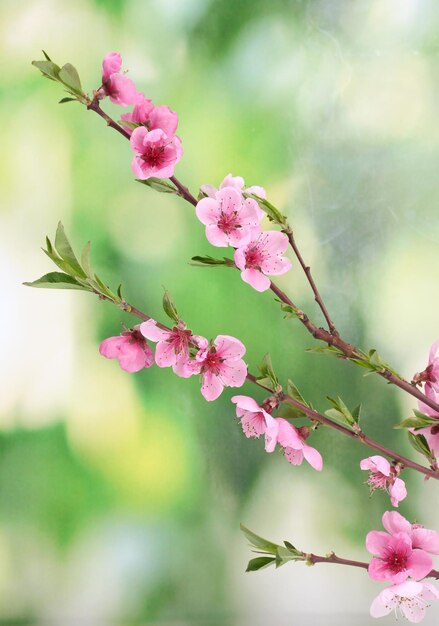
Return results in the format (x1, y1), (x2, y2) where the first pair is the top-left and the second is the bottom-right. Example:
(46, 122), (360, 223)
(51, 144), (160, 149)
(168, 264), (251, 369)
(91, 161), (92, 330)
(84, 98), (439, 416)
(246, 373), (438, 480)
(284, 229), (337, 335)
(107, 296), (438, 480)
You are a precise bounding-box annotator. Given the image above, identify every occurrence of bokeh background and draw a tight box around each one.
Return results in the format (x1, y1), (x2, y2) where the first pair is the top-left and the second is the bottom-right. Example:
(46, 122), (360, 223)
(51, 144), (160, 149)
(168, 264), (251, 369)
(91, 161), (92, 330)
(1, 0), (439, 624)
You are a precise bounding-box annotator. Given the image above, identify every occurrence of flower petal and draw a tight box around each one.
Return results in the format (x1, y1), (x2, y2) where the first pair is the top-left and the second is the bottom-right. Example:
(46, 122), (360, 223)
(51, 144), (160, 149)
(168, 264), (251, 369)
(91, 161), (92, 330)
(241, 268), (271, 292)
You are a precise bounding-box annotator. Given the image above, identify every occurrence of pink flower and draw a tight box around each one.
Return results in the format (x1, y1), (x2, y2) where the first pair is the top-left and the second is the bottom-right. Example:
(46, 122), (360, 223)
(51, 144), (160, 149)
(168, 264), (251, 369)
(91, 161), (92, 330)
(200, 173), (266, 200)
(99, 329), (154, 373)
(366, 513), (434, 584)
(194, 335), (247, 401)
(234, 231), (292, 292)
(121, 97), (179, 137)
(101, 52), (138, 107)
(195, 187), (264, 248)
(381, 511), (439, 555)
(414, 339), (439, 396)
(360, 455), (407, 507)
(264, 417), (323, 471)
(231, 395), (271, 438)
(130, 127), (182, 179)
(139, 319), (204, 378)
(370, 581), (439, 623)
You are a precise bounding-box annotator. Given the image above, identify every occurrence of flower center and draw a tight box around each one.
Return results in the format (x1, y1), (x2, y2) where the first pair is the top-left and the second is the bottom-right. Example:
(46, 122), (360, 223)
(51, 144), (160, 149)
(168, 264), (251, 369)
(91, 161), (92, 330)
(217, 210), (239, 234)
(244, 243), (263, 268)
(142, 144), (166, 168)
(383, 547), (408, 573)
(202, 348), (222, 375)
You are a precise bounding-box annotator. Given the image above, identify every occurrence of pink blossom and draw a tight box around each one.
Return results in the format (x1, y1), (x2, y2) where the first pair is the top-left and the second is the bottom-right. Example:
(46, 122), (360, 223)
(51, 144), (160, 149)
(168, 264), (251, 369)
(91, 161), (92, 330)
(366, 515), (433, 584)
(234, 231), (292, 292)
(360, 455), (407, 507)
(130, 127), (182, 179)
(194, 335), (247, 401)
(99, 329), (154, 373)
(264, 417), (323, 471)
(414, 339), (439, 396)
(139, 319), (205, 378)
(196, 187), (264, 248)
(381, 511), (439, 555)
(121, 97), (178, 137)
(370, 581), (439, 623)
(231, 395), (270, 438)
(200, 173), (266, 200)
(101, 52), (138, 106)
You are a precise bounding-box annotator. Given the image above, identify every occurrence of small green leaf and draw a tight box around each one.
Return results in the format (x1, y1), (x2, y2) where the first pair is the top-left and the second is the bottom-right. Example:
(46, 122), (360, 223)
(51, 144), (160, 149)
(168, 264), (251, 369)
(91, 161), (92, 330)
(286, 379), (308, 407)
(258, 353), (278, 388)
(42, 50), (52, 61)
(240, 524), (279, 554)
(190, 255), (235, 267)
(275, 545), (303, 568)
(58, 63), (83, 95)
(245, 557), (276, 572)
(306, 345), (344, 357)
(162, 289), (179, 323)
(397, 413), (438, 430)
(59, 97), (77, 104)
(32, 59), (61, 81)
(117, 284), (123, 301)
(278, 301), (299, 319)
(136, 177), (178, 194)
(54, 222), (86, 277)
(325, 396), (356, 427)
(23, 272), (90, 291)
(407, 432), (435, 462)
(81, 241), (92, 278)
(246, 194), (287, 227)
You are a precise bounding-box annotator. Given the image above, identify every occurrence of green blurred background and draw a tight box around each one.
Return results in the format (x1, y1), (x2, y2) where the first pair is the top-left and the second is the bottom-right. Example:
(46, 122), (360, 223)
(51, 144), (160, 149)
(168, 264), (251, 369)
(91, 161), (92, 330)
(2, 0), (439, 623)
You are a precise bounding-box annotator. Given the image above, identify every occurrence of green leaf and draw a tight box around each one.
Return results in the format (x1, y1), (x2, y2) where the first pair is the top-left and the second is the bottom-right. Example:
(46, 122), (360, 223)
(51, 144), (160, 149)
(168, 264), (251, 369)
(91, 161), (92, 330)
(162, 289), (179, 323)
(190, 255), (235, 267)
(278, 301), (299, 319)
(136, 177), (178, 194)
(407, 432), (435, 462)
(275, 545), (303, 568)
(398, 413), (438, 430)
(42, 50), (52, 61)
(325, 396), (356, 427)
(121, 120), (140, 130)
(247, 194), (287, 227)
(54, 222), (86, 278)
(58, 63), (83, 95)
(240, 524), (279, 554)
(32, 59), (61, 81)
(23, 272), (90, 291)
(117, 284), (123, 301)
(93, 274), (116, 300)
(306, 345), (344, 357)
(258, 353), (278, 388)
(245, 557), (276, 572)
(286, 379), (308, 407)
(81, 241), (92, 278)
(59, 97), (77, 104)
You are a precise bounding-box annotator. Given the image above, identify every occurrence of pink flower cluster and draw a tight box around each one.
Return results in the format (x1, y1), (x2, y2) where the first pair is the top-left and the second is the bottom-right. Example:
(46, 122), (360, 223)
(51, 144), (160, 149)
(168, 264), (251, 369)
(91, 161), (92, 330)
(360, 455), (407, 507)
(99, 320), (247, 402)
(367, 512), (439, 622)
(98, 52), (182, 179)
(413, 340), (439, 461)
(196, 174), (292, 292)
(231, 396), (322, 471)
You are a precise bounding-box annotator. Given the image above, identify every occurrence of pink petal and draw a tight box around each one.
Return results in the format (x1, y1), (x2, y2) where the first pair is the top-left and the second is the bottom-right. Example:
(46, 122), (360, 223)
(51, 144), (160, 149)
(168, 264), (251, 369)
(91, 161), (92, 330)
(148, 105), (178, 136)
(102, 52), (122, 82)
(220, 174), (244, 191)
(284, 447), (304, 466)
(139, 320), (170, 342)
(99, 336), (127, 359)
(199, 184), (217, 198)
(196, 197), (220, 226)
(366, 530), (392, 556)
(428, 338), (439, 364)
(131, 156), (150, 179)
(246, 185), (266, 199)
(108, 73), (138, 106)
(260, 230), (289, 254)
(264, 414), (280, 453)
(411, 528), (439, 554)
(118, 342), (151, 373)
(370, 590), (394, 618)
(155, 340), (177, 368)
(389, 478), (407, 507)
(407, 549), (434, 581)
(227, 227), (253, 248)
(360, 455), (391, 476)
(130, 126), (149, 154)
(382, 511), (412, 536)
(368, 556), (394, 582)
(218, 359), (248, 388)
(201, 371), (224, 401)
(275, 418), (302, 449)
(234, 247), (247, 271)
(303, 445), (323, 471)
(241, 268), (271, 292)
(205, 224), (230, 247)
(231, 395), (262, 413)
(214, 335), (246, 360)
(260, 255), (292, 276)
